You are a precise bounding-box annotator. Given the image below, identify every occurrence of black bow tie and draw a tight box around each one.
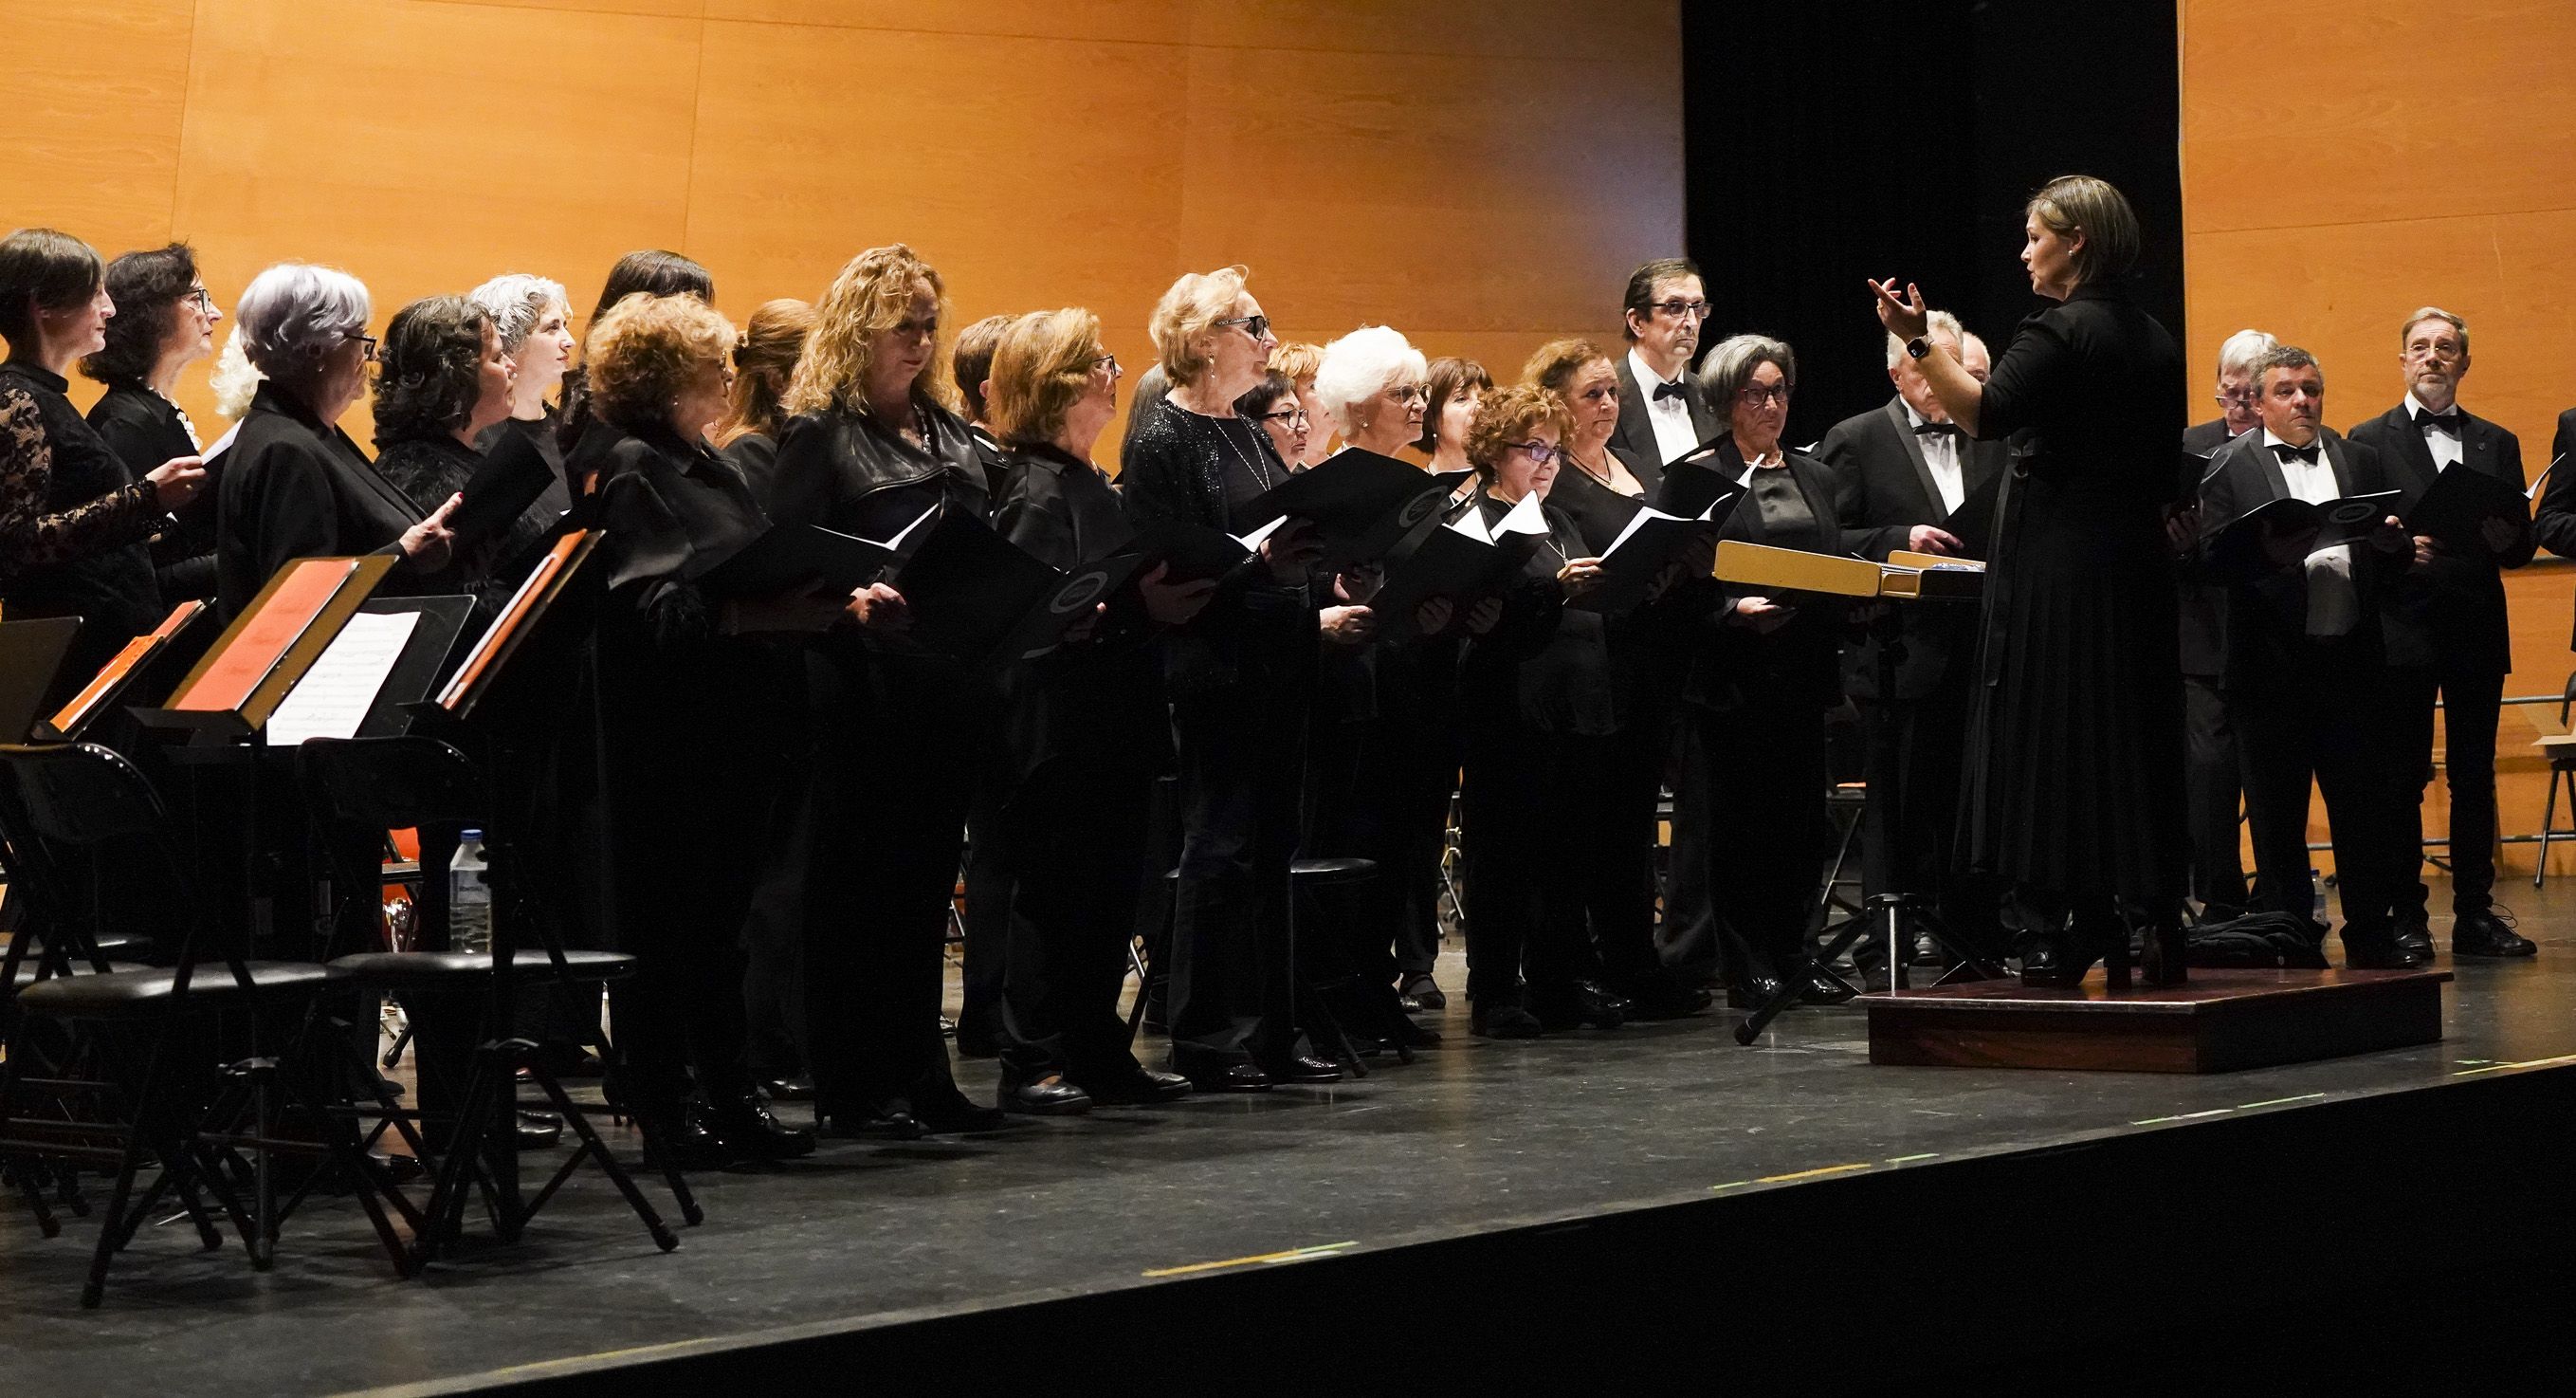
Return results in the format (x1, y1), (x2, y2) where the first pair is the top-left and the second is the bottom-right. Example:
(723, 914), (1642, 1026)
(1653, 379), (1689, 403)
(2414, 408), (2464, 433)
(1913, 422), (1962, 439)
(2269, 441), (2321, 466)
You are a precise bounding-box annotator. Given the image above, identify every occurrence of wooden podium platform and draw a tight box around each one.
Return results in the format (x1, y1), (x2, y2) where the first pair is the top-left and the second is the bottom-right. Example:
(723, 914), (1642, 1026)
(1863, 967), (2451, 1073)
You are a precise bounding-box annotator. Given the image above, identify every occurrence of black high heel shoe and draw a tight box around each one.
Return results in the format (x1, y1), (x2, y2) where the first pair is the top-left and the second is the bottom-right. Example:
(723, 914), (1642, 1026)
(2138, 923), (2188, 987)
(2018, 929), (2102, 988)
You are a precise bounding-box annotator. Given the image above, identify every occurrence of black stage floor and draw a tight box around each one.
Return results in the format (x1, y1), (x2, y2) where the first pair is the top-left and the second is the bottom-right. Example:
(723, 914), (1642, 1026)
(7, 884), (2576, 1394)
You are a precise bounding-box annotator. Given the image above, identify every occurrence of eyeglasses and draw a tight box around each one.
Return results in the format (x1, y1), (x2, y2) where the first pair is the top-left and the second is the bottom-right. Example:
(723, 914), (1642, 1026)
(1382, 384), (1428, 404)
(2404, 341), (2462, 361)
(2216, 389), (2256, 408)
(1215, 314), (1272, 341)
(1091, 353), (1122, 377)
(1651, 299), (1711, 321)
(183, 287), (214, 314)
(351, 332), (379, 364)
(1510, 440), (1560, 464)
(1736, 382), (1790, 406)
(1256, 408), (1310, 428)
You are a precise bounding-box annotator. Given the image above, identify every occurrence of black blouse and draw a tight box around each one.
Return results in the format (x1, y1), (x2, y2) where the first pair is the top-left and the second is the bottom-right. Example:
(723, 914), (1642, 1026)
(1690, 448), (1847, 712)
(475, 409), (575, 531)
(1974, 283), (2187, 515)
(213, 384), (429, 618)
(87, 378), (216, 602)
(376, 432), (551, 591)
(0, 362), (163, 657)
(1115, 397), (1314, 696)
(1458, 489), (1618, 736)
(989, 441), (1169, 780)
(759, 394), (988, 542)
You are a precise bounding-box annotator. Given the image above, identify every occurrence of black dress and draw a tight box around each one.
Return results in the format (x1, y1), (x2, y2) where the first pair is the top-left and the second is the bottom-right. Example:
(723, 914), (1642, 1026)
(987, 441), (1173, 1085)
(0, 362), (164, 703)
(1964, 284), (2189, 903)
(213, 384), (433, 618)
(87, 378), (216, 602)
(1117, 397), (1318, 1076)
(754, 395), (992, 1123)
(376, 432), (552, 596)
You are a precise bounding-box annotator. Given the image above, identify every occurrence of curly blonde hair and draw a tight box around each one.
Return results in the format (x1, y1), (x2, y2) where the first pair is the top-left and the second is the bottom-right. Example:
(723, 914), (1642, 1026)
(986, 308), (1106, 450)
(584, 292), (737, 434)
(1465, 383), (1572, 482)
(1147, 265), (1249, 383)
(781, 244), (953, 416)
(1268, 340), (1324, 387)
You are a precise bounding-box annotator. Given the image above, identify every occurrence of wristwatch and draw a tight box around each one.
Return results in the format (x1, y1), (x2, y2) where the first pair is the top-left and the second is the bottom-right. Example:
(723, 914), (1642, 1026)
(1906, 336), (1931, 360)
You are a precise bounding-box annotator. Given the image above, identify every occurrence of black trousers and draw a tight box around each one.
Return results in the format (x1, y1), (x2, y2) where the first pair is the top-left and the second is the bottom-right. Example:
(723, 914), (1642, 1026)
(1856, 678), (1972, 910)
(1165, 689), (1306, 1071)
(2233, 645), (2406, 937)
(1457, 721), (1588, 1008)
(739, 771), (810, 1083)
(1301, 712), (1398, 992)
(2183, 672), (2251, 915)
(995, 758), (1154, 1083)
(605, 745), (766, 1111)
(800, 650), (976, 1118)
(958, 788), (1010, 1047)
(1655, 718), (1724, 982)
(1698, 697), (1831, 975)
(2386, 663), (2504, 916)
(1374, 705), (1462, 980)
(1581, 721), (1669, 995)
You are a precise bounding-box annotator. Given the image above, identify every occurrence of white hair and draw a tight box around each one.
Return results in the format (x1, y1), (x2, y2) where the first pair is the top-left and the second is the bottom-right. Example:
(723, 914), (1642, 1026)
(208, 325), (264, 421)
(236, 262), (370, 379)
(466, 272), (569, 355)
(1313, 325), (1427, 433)
(1961, 331), (1990, 365)
(2215, 328), (2276, 380)
(1884, 309), (1968, 369)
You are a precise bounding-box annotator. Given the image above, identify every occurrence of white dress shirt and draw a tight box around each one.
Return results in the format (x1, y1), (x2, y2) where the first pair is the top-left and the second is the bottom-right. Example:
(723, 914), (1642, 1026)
(2408, 392), (2466, 470)
(2264, 429), (2358, 637)
(1629, 348), (1701, 466)
(1900, 400), (1967, 513)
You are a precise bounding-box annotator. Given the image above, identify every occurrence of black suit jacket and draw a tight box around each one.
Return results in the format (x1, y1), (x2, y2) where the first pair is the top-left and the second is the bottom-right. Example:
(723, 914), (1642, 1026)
(2194, 428), (2398, 694)
(2175, 416), (2247, 675)
(1815, 396), (2005, 698)
(214, 385), (430, 618)
(2346, 402), (2530, 672)
(2529, 407), (2576, 647)
(1609, 352), (1720, 467)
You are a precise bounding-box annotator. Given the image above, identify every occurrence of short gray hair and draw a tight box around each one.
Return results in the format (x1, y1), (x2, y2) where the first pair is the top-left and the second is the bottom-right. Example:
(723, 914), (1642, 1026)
(2400, 305), (2468, 358)
(1313, 324), (1428, 434)
(1884, 309), (1966, 369)
(2214, 328), (2276, 380)
(1698, 332), (1798, 405)
(236, 262), (370, 380)
(467, 272), (569, 355)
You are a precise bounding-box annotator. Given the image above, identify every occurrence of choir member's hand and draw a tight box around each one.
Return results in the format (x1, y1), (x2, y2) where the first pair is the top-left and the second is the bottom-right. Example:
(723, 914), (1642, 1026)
(2407, 528), (2439, 563)
(1138, 561), (1216, 626)
(1060, 603), (1105, 646)
(729, 580), (848, 634)
(1731, 596), (1796, 634)
(1906, 524), (1964, 556)
(1319, 604), (1376, 646)
(1336, 562), (1384, 603)
(1262, 518), (1325, 580)
(1413, 597), (1454, 635)
(848, 581), (910, 633)
(1556, 557), (1606, 595)
(2164, 505), (2200, 554)
(1870, 278), (1930, 341)
(1645, 560), (1689, 603)
(399, 492), (462, 569)
(2256, 516), (2316, 568)
(2480, 516), (2524, 556)
(1464, 596), (1506, 635)
(145, 455), (207, 510)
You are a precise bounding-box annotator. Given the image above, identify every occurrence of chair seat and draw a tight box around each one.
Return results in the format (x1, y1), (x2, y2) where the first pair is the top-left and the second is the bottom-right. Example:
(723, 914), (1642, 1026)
(10, 959), (155, 989)
(327, 948), (635, 989)
(1290, 856), (1378, 884)
(16, 962), (347, 1018)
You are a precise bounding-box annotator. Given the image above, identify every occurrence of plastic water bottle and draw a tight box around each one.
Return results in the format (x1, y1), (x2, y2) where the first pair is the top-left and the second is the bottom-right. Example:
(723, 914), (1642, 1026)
(451, 830), (492, 953)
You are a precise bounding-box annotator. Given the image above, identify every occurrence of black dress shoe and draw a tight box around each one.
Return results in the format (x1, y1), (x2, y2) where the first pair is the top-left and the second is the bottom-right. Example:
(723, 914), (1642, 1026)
(1398, 973), (1448, 1012)
(914, 1091), (1014, 1134)
(819, 1104), (929, 1141)
(759, 1076), (815, 1103)
(1909, 929), (1946, 967)
(2453, 907), (2538, 959)
(1075, 1064), (1193, 1105)
(1725, 966), (1791, 1010)
(1532, 980), (1630, 1031)
(707, 1092), (816, 1160)
(1470, 1004), (1544, 1039)
(998, 1071), (1093, 1115)
(517, 1110), (563, 1150)
(1177, 1060), (1273, 1093)
(1799, 966), (1858, 1004)
(1619, 978), (1714, 1021)
(1259, 1053), (1345, 1084)
(2394, 920), (2436, 964)
(2343, 931), (2424, 971)
(2018, 930), (2104, 988)
(644, 1102), (737, 1169)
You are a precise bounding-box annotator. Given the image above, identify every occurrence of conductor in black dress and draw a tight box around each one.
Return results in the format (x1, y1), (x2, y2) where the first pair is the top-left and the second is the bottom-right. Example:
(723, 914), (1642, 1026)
(1873, 175), (2191, 986)
(1817, 311), (2007, 962)
(2346, 306), (2538, 960)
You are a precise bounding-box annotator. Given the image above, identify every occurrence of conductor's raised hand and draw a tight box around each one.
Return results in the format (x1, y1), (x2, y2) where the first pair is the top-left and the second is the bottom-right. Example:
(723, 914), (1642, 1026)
(1262, 518), (1325, 579)
(400, 492), (462, 569)
(1138, 561), (1215, 626)
(1464, 595), (1506, 635)
(145, 454), (207, 511)
(1906, 524), (1963, 556)
(1871, 278), (1929, 341)
(1556, 556), (1606, 595)
(848, 580), (910, 633)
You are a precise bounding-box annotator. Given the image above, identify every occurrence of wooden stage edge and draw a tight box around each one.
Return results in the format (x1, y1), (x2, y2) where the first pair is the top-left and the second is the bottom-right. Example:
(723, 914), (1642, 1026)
(1862, 966), (2452, 1074)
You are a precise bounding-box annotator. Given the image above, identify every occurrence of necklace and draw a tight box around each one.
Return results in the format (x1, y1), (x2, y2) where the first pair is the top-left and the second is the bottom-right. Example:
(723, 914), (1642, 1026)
(1214, 414), (1275, 490)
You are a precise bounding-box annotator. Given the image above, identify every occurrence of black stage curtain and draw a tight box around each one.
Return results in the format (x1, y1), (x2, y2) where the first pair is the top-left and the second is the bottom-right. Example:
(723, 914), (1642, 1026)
(1681, 0), (2184, 442)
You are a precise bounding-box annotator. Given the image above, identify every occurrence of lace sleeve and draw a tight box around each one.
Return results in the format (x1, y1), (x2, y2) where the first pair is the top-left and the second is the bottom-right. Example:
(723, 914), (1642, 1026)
(0, 382), (158, 581)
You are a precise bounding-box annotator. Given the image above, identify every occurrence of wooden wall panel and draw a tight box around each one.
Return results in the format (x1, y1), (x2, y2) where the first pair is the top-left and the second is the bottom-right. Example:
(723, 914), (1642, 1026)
(0, 0), (196, 259)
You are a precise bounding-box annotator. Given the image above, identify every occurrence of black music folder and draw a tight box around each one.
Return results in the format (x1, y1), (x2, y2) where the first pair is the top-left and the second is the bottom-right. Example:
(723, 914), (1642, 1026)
(1367, 495), (1549, 640)
(891, 508), (1147, 668)
(1566, 498), (1728, 615)
(0, 616), (82, 742)
(2214, 489), (2401, 555)
(1943, 470), (2006, 560)
(1120, 515), (1266, 583)
(446, 429), (557, 543)
(1240, 449), (1465, 564)
(2404, 464), (2532, 552)
(695, 506), (934, 598)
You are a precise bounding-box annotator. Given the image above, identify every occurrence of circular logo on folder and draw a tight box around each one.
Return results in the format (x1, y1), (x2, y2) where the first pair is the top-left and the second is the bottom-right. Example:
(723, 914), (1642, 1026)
(1398, 488), (1442, 528)
(1052, 567), (1111, 614)
(2325, 499), (2380, 526)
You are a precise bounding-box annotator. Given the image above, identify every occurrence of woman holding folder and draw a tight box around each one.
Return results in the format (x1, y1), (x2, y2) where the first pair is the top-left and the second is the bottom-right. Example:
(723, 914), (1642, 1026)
(373, 296), (531, 589)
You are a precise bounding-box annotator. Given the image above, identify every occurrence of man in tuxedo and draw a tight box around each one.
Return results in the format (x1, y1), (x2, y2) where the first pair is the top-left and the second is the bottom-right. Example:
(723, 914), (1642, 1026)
(1610, 257), (1722, 467)
(2347, 307), (2538, 960)
(1818, 311), (2006, 962)
(2172, 329), (2275, 920)
(2198, 346), (2419, 968)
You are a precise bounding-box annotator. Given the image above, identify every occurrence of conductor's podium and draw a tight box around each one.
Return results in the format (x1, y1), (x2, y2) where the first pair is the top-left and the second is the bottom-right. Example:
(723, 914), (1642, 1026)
(1862, 967), (2452, 1074)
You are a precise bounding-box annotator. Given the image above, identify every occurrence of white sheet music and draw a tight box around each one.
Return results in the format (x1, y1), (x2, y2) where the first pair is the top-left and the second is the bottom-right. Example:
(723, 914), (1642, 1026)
(265, 610), (421, 745)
